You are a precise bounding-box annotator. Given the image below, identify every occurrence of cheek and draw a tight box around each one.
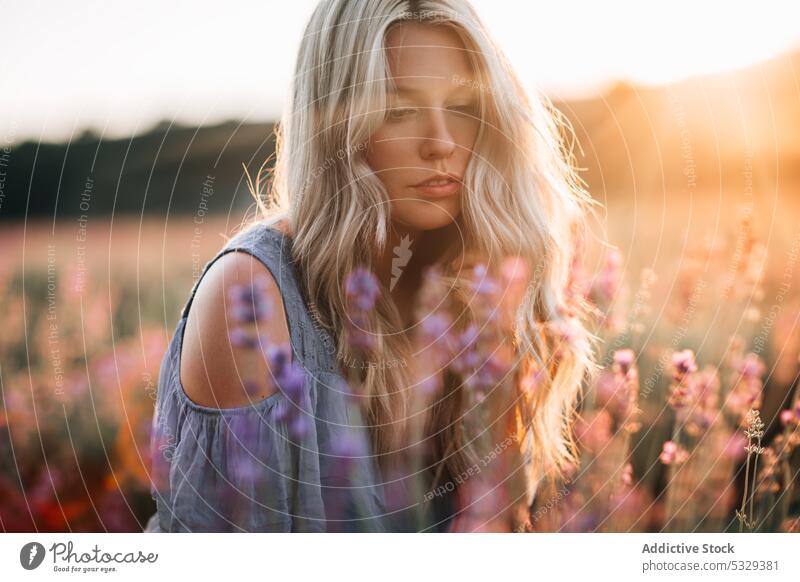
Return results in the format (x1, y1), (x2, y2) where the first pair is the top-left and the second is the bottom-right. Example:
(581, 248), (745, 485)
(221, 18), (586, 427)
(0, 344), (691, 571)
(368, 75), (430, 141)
(367, 135), (416, 192)
(455, 122), (480, 157)
(367, 126), (402, 168)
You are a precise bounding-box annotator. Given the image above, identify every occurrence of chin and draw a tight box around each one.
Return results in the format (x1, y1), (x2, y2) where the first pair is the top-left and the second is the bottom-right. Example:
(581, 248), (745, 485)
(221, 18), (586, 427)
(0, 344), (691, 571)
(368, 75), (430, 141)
(393, 198), (462, 232)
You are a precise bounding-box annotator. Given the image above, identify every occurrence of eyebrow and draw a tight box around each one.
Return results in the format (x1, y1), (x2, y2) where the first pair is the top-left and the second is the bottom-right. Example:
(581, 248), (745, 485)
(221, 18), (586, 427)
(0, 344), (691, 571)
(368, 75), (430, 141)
(389, 83), (476, 96)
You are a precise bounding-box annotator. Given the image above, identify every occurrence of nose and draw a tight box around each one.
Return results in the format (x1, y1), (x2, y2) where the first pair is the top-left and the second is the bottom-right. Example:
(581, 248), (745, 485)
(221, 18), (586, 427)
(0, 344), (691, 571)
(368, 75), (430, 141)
(419, 107), (456, 161)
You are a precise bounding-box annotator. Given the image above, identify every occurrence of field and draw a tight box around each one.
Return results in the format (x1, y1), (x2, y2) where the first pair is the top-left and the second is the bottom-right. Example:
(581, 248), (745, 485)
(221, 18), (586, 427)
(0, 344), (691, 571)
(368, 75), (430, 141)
(0, 198), (798, 532)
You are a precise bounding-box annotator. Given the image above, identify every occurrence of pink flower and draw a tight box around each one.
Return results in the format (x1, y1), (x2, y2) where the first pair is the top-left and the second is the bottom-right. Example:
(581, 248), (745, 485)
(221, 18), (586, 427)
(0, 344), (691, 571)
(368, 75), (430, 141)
(722, 432), (747, 461)
(576, 410), (613, 455)
(736, 353), (766, 379)
(671, 349), (698, 378)
(613, 348), (635, 377)
(780, 409), (797, 426)
(668, 349), (700, 411)
(724, 352), (765, 423)
(591, 248), (624, 305)
(659, 440), (689, 465)
(520, 365), (543, 395)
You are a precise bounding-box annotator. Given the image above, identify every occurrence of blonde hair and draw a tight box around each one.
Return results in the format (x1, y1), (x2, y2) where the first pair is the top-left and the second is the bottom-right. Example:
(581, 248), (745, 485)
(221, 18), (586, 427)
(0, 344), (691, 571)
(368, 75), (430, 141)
(244, 0), (601, 505)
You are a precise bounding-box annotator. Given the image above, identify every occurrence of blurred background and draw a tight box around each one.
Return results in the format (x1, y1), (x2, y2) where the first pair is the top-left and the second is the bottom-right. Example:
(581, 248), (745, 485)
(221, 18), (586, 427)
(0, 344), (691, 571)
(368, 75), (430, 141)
(1, 0), (799, 532)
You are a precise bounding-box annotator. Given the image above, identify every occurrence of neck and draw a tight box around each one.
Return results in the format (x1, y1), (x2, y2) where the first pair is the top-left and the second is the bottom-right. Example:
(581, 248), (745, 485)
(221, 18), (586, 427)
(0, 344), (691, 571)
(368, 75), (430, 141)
(374, 223), (417, 286)
(373, 222), (458, 327)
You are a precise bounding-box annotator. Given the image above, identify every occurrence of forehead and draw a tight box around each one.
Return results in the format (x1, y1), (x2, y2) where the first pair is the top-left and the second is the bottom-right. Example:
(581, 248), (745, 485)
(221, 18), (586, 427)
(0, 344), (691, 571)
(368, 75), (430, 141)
(384, 22), (475, 86)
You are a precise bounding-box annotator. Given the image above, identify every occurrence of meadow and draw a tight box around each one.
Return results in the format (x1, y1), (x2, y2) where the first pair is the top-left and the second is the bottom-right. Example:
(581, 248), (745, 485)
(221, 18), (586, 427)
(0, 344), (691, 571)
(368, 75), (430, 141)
(0, 199), (798, 532)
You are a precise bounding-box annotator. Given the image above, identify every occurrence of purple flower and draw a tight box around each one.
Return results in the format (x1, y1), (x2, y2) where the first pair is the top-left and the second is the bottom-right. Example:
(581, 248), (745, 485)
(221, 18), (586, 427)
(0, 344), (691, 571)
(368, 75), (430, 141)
(264, 342), (291, 375)
(470, 263), (499, 296)
(421, 312), (451, 339)
(229, 328), (268, 349)
(474, 352), (510, 387)
(277, 363), (306, 401)
(227, 277), (272, 323)
(229, 413), (261, 452)
(343, 268), (380, 350)
(260, 342), (311, 439)
(345, 268), (380, 311)
(345, 310), (376, 349)
(419, 312), (453, 361)
(288, 414), (310, 440)
(450, 324), (481, 375)
(332, 431), (368, 470)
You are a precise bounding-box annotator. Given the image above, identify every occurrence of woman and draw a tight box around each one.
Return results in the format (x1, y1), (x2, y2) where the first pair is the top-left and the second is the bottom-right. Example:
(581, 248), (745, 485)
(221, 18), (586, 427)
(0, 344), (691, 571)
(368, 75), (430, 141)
(145, 0), (598, 533)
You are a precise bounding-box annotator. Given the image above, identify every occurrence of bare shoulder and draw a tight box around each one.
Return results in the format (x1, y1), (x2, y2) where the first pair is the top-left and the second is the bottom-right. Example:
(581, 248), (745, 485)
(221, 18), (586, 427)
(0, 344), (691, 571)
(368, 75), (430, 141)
(179, 250), (291, 409)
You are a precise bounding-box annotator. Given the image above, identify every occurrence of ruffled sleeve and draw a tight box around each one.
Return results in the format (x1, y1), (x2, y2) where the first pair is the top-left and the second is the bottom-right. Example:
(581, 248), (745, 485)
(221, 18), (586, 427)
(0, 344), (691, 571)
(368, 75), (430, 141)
(144, 224), (390, 532)
(148, 337), (327, 532)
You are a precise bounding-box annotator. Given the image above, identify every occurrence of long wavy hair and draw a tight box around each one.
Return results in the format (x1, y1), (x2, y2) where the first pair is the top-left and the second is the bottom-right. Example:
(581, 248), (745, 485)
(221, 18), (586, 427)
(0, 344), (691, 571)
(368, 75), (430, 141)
(242, 0), (601, 505)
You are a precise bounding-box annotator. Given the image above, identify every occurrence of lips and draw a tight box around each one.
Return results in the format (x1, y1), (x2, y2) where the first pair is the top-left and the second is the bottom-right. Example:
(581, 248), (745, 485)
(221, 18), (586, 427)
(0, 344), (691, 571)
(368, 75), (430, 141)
(412, 173), (461, 187)
(410, 174), (461, 198)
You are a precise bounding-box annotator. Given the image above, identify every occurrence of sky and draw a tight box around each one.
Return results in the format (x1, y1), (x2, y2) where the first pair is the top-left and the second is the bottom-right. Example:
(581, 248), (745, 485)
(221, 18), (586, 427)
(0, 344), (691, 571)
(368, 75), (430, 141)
(2, 0), (800, 144)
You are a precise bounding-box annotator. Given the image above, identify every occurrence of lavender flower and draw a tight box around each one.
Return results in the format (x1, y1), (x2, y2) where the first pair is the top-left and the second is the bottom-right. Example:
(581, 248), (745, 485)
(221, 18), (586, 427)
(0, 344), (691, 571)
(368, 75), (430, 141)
(671, 349), (698, 378)
(780, 409), (798, 426)
(603, 348), (641, 433)
(450, 324), (482, 375)
(227, 276), (272, 323)
(345, 267), (380, 311)
(225, 278), (310, 440)
(344, 267), (381, 349)
(264, 343), (310, 440)
(613, 348), (635, 377)
(725, 352), (766, 424)
(668, 349), (698, 410)
(469, 263), (500, 297)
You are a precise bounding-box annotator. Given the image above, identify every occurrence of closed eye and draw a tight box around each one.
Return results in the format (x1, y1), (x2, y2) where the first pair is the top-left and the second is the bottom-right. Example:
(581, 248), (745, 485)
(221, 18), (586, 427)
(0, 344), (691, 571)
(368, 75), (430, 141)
(448, 103), (480, 117)
(387, 107), (418, 120)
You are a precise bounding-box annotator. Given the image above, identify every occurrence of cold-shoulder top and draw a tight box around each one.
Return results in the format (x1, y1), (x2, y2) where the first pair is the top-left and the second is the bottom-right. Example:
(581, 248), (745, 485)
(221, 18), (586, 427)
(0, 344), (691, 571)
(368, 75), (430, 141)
(143, 221), (456, 532)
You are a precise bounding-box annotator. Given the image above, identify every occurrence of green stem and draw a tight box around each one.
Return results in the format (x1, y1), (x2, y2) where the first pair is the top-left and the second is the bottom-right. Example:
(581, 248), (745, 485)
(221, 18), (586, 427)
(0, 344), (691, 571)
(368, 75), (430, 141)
(748, 436), (761, 530)
(739, 442), (752, 533)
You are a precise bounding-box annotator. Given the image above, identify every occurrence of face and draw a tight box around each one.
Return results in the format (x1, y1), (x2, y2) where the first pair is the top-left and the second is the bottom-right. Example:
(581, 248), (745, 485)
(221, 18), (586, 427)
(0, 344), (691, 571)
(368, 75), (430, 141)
(366, 22), (480, 233)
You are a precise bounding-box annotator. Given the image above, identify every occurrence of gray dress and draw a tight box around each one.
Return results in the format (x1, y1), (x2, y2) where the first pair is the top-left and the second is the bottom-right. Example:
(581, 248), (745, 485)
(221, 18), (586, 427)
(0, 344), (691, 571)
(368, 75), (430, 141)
(143, 222), (456, 532)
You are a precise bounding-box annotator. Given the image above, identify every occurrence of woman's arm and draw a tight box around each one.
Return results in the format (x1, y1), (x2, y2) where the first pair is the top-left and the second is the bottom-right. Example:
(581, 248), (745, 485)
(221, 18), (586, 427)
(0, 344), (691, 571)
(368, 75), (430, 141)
(181, 251), (290, 409)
